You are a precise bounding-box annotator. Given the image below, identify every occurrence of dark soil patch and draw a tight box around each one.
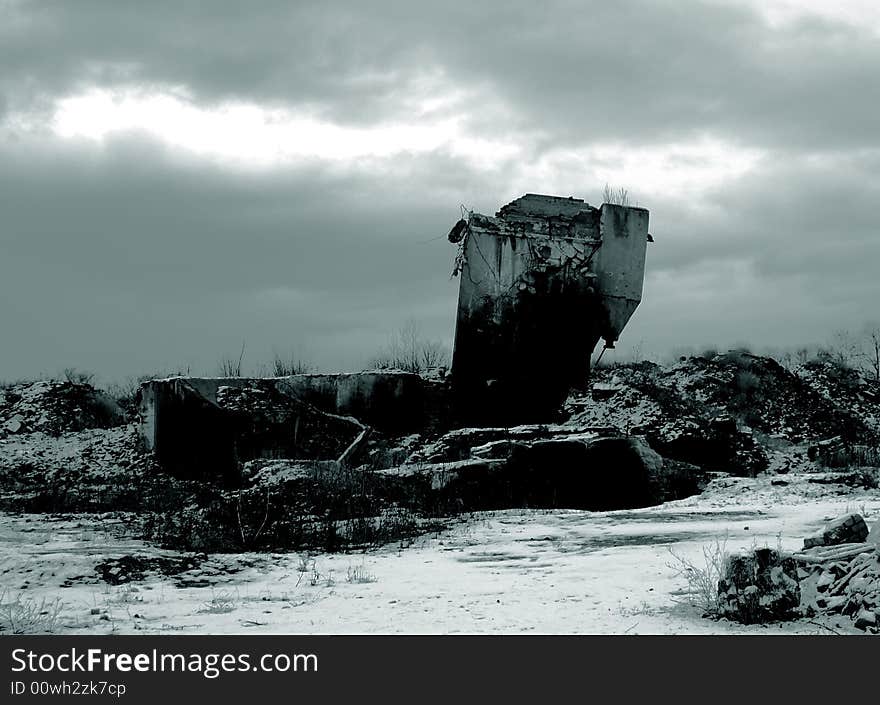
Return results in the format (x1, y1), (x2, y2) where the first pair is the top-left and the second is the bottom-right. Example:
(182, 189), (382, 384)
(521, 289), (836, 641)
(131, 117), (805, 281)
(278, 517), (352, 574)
(95, 554), (207, 585)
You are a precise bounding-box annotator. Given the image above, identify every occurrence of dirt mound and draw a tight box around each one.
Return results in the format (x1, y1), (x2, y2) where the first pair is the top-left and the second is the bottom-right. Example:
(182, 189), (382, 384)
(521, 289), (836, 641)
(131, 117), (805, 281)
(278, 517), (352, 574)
(796, 361), (880, 435)
(565, 352), (879, 475)
(0, 381), (125, 438)
(0, 425), (187, 513)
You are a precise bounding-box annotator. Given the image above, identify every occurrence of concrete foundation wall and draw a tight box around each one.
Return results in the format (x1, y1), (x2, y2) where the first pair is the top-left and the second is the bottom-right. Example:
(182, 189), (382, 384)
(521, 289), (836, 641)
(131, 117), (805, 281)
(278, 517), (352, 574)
(138, 372), (430, 481)
(139, 371), (427, 452)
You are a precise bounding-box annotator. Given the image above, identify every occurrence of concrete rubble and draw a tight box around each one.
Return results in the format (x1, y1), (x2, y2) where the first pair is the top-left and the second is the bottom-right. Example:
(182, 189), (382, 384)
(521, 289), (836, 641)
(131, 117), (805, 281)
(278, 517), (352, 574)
(718, 513), (880, 632)
(375, 429), (705, 512)
(803, 513), (869, 549)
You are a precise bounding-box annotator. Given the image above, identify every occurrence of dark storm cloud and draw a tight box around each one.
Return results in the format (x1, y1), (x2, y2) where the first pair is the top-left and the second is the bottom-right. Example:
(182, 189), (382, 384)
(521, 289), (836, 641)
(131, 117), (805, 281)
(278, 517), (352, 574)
(4, 0), (880, 150)
(644, 149), (880, 278)
(616, 143), (880, 356)
(0, 134), (488, 379)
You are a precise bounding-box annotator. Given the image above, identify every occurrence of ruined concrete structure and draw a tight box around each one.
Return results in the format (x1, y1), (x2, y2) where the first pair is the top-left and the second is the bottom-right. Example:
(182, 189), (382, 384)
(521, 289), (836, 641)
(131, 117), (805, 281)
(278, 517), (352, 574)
(138, 193), (650, 482)
(138, 372), (428, 482)
(448, 194), (649, 423)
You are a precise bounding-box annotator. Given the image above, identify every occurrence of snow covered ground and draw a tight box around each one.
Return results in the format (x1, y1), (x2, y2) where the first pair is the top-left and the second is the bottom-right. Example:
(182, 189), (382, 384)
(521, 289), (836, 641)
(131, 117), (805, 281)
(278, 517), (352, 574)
(2, 474), (876, 635)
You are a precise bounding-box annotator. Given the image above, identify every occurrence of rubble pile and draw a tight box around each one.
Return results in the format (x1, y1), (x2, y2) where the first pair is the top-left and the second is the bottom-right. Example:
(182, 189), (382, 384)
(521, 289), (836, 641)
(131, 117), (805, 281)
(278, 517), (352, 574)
(371, 425), (706, 511)
(797, 361), (880, 434)
(0, 381), (125, 438)
(718, 513), (880, 632)
(807, 550), (880, 631)
(795, 513), (880, 632)
(0, 425), (163, 512)
(566, 352), (879, 477)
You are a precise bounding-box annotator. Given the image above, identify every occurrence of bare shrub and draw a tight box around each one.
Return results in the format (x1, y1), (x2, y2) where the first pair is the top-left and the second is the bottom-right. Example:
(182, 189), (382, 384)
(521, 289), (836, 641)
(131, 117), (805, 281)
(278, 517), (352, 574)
(197, 589), (239, 614)
(106, 584), (144, 605)
(346, 563), (377, 584)
(218, 342), (246, 377)
(270, 353), (312, 377)
(816, 329), (861, 370)
(0, 589), (65, 634)
(62, 368), (95, 385)
(818, 442), (880, 470)
(142, 467), (439, 554)
(667, 537), (728, 617)
(734, 370), (760, 394)
(295, 555), (315, 587)
(855, 324), (880, 382)
(602, 183), (630, 206)
(370, 319), (448, 374)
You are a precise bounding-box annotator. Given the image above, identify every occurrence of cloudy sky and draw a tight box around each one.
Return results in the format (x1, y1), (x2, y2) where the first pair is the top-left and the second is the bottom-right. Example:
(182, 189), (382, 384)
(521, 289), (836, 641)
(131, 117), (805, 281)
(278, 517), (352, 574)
(2, 0), (880, 382)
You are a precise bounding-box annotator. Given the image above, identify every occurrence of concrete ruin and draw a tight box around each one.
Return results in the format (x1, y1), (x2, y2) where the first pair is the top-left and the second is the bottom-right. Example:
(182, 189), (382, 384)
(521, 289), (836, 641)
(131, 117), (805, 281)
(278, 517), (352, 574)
(448, 194), (649, 423)
(138, 372), (429, 482)
(138, 193), (651, 485)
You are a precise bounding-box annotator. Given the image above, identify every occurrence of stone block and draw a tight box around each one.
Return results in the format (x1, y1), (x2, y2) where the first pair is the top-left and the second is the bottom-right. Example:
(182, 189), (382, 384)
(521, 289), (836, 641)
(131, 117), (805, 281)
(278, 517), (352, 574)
(804, 513), (869, 549)
(718, 548), (801, 624)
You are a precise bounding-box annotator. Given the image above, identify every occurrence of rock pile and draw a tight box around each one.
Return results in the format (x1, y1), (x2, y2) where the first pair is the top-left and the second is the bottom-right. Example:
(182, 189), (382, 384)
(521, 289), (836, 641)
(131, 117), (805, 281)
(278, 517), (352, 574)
(566, 352), (880, 477)
(0, 426), (161, 512)
(715, 513), (880, 632)
(0, 381), (124, 438)
(794, 513), (880, 633)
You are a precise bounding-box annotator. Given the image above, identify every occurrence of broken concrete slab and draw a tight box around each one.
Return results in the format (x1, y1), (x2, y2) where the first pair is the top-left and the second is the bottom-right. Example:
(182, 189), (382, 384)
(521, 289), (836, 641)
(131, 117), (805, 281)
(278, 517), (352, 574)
(3, 415), (24, 434)
(869, 519), (880, 546)
(803, 513), (869, 549)
(378, 434), (703, 512)
(854, 608), (877, 631)
(242, 459), (341, 487)
(405, 424), (616, 464)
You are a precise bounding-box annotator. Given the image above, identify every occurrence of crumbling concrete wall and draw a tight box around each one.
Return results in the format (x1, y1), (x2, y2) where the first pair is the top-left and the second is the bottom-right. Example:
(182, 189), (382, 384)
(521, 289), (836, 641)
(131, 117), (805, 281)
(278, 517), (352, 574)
(138, 372), (428, 482)
(448, 194), (649, 424)
(140, 371), (425, 447)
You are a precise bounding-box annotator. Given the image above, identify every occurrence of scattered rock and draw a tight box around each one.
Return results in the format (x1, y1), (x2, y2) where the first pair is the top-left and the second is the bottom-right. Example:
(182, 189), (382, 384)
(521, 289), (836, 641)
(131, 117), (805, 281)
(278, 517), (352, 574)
(854, 609), (877, 631)
(816, 570), (835, 592)
(3, 415), (24, 434)
(95, 554), (207, 585)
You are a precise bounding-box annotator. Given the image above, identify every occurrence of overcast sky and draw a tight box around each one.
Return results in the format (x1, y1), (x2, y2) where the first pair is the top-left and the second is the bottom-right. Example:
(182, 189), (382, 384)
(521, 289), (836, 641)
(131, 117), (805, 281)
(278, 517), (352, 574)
(2, 0), (880, 382)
